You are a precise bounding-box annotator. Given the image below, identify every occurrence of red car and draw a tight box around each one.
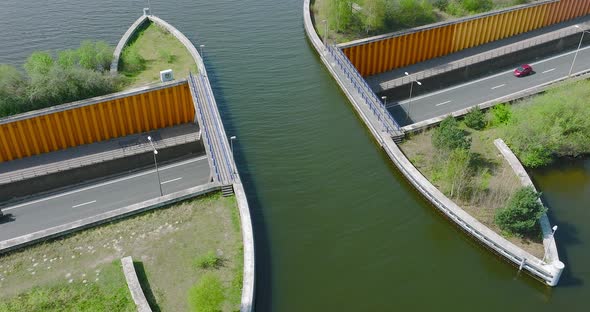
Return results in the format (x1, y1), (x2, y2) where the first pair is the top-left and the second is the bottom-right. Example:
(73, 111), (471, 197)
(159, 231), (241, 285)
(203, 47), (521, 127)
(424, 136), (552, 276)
(514, 64), (533, 77)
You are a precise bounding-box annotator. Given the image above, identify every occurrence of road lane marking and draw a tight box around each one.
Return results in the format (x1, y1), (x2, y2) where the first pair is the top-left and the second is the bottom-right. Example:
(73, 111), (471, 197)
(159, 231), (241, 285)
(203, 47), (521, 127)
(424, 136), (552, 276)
(542, 68), (556, 74)
(161, 177), (183, 185)
(72, 200), (96, 208)
(491, 84), (505, 90)
(2, 156), (208, 212)
(397, 44), (590, 104)
(435, 100), (451, 106)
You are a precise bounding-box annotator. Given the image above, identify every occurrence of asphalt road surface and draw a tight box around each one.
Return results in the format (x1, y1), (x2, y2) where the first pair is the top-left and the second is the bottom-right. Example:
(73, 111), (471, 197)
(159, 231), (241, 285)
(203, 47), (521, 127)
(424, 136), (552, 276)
(0, 156), (211, 241)
(388, 44), (590, 126)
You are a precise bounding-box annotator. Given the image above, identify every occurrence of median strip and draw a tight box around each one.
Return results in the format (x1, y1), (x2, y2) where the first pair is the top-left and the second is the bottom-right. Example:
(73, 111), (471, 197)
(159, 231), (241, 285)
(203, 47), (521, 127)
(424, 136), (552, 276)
(72, 200), (97, 208)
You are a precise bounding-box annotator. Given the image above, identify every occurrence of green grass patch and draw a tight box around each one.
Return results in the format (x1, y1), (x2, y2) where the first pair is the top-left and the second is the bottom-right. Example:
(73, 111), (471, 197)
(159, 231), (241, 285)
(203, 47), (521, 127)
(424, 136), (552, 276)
(120, 21), (198, 88)
(195, 251), (223, 269)
(0, 260), (134, 312)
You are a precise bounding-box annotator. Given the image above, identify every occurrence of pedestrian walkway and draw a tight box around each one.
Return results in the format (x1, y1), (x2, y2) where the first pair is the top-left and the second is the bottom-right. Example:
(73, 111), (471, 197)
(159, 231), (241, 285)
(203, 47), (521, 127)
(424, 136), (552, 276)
(0, 123), (201, 185)
(366, 14), (590, 91)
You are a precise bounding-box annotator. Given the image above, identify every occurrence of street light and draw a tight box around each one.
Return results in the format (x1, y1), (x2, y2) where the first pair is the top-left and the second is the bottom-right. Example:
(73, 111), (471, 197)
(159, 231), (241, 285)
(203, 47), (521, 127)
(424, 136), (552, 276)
(404, 71), (422, 122)
(230, 136), (237, 175)
(381, 95), (387, 107)
(569, 25), (590, 77)
(147, 136), (163, 197)
(542, 225), (559, 263)
(199, 44), (205, 58)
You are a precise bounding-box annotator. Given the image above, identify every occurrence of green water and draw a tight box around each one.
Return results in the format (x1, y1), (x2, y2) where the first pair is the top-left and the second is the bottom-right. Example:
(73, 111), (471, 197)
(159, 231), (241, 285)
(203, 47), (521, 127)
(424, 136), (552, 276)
(0, 0), (586, 310)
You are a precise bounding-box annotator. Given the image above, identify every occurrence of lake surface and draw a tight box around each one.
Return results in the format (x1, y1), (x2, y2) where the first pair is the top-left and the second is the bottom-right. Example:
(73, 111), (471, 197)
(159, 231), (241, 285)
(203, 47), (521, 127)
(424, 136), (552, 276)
(0, 0), (587, 310)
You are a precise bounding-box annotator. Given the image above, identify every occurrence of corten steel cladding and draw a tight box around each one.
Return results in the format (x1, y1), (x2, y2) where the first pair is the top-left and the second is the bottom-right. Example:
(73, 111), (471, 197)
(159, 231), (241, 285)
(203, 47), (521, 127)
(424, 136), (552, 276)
(342, 0), (590, 77)
(0, 83), (195, 162)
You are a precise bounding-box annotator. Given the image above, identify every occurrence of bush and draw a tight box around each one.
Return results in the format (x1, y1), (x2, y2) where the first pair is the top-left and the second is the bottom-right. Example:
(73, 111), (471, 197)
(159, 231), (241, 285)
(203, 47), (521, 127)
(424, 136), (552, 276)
(432, 115), (471, 151)
(464, 106), (485, 130)
(436, 148), (473, 198)
(195, 251), (222, 269)
(490, 103), (512, 126)
(461, 0), (493, 13)
(495, 187), (546, 237)
(121, 46), (146, 74)
(433, 0), (449, 10)
(188, 273), (225, 312)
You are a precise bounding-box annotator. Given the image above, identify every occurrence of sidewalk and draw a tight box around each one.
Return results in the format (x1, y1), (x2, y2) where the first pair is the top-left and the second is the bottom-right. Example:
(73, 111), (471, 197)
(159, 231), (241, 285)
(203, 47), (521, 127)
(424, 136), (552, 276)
(0, 123), (201, 185)
(366, 14), (590, 91)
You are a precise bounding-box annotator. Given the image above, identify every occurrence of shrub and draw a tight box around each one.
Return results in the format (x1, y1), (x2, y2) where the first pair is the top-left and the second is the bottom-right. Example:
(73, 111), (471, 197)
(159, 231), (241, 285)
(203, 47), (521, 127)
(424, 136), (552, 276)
(461, 0), (493, 12)
(464, 106), (485, 130)
(432, 115), (471, 151)
(495, 187), (546, 237)
(188, 273), (224, 312)
(490, 103), (512, 126)
(195, 251), (222, 269)
(437, 148), (473, 198)
(121, 46), (146, 73)
(433, 0), (449, 10)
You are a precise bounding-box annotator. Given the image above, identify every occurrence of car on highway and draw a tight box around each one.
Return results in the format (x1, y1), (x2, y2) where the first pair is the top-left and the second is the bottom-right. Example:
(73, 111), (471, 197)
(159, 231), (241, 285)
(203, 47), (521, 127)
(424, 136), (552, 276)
(514, 64), (533, 77)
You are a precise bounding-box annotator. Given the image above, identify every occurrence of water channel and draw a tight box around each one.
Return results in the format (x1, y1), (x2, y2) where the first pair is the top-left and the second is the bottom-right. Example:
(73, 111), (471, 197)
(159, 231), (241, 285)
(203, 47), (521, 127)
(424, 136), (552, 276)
(0, 0), (587, 310)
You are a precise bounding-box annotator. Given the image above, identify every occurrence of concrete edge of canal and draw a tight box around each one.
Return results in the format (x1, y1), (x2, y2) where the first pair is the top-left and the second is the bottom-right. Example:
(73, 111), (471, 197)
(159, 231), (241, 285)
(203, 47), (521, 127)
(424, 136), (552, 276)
(303, 0), (563, 286)
(111, 12), (256, 311)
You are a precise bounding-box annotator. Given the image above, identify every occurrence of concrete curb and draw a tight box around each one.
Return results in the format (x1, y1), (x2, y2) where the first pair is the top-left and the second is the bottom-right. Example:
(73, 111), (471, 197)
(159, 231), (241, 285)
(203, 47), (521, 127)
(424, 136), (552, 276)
(304, 0), (561, 286)
(0, 182), (220, 254)
(110, 14), (149, 74)
(402, 70), (590, 133)
(121, 256), (152, 312)
(494, 139), (564, 284)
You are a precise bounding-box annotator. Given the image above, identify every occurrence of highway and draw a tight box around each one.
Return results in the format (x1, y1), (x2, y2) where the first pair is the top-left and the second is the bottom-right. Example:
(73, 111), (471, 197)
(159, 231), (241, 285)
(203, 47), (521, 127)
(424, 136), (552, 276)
(0, 156), (211, 241)
(387, 44), (590, 126)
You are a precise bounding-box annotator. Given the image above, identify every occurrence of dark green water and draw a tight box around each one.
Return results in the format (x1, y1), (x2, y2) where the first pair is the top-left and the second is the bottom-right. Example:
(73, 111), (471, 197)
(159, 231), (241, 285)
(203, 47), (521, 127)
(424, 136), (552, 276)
(0, 0), (586, 310)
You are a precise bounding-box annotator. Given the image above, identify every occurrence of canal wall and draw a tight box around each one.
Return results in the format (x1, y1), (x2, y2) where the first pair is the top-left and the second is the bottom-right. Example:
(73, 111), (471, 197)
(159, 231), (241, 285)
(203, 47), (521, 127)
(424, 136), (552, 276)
(304, 0), (562, 286)
(110, 14), (149, 74)
(494, 139), (563, 275)
(128, 15), (256, 311)
(338, 0), (590, 76)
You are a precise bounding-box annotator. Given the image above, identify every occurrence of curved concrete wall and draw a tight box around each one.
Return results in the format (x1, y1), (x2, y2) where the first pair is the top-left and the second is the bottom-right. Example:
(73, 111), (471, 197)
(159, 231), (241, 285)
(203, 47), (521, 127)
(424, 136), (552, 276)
(110, 14), (149, 74)
(136, 15), (255, 311)
(304, 0), (562, 286)
(338, 0), (590, 76)
(0, 81), (194, 163)
(121, 256), (152, 312)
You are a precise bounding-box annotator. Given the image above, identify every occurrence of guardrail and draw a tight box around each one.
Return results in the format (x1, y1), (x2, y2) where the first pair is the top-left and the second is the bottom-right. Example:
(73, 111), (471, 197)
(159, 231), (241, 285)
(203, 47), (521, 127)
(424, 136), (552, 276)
(378, 24), (583, 90)
(326, 45), (401, 135)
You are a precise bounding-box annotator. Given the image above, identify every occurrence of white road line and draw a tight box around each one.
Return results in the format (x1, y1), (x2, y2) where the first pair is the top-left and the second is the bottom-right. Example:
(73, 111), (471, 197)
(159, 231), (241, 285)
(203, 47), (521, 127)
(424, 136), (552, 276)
(435, 100), (451, 107)
(161, 177), (183, 185)
(72, 200), (96, 208)
(397, 44), (590, 104)
(542, 68), (556, 74)
(2, 156), (208, 212)
(491, 84), (505, 90)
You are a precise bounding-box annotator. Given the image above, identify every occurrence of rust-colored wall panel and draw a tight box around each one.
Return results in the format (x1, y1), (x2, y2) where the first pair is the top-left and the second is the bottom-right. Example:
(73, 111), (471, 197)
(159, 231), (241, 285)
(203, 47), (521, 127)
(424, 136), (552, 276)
(341, 0), (590, 76)
(0, 83), (196, 163)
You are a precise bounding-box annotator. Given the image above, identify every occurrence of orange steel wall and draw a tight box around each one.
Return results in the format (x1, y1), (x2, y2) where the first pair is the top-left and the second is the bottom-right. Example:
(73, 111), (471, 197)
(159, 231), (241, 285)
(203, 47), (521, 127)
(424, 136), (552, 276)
(0, 83), (195, 163)
(343, 0), (590, 76)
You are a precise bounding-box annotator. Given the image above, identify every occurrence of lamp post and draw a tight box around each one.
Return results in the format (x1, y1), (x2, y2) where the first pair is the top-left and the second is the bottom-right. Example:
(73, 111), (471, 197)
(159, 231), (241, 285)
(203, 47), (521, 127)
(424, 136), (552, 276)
(404, 72), (422, 122)
(199, 44), (205, 58)
(569, 25), (590, 77)
(542, 225), (559, 263)
(147, 136), (163, 197)
(147, 0), (152, 15)
(230, 136), (237, 175)
(381, 95), (387, 107)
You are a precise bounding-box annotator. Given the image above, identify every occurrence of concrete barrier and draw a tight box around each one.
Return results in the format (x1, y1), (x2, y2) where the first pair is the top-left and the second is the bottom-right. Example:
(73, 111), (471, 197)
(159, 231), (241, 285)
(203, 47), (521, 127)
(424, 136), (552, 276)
(494, 138), (564, 285)
(110, 14), (149, 74)
(303, 0), (562, 286)
(0, 182), (220, 254)
(121, 256), (152, 312)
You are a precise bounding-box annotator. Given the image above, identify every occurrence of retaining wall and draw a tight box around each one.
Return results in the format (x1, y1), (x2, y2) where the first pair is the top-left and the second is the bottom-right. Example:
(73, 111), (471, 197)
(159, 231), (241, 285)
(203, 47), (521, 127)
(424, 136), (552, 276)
(337, 0), (590, 76)
(110, 14), (149, 74)
(121, 256), (152, 312)
(0, 81), (195, 163)
(304, 0), (562, 286)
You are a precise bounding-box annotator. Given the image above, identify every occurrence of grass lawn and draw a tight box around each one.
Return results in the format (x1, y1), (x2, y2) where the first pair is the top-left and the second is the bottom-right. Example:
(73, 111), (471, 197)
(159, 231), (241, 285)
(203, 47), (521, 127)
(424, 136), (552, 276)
(0, 192), (242, 312)
(400, 125), (545, 258)
(120, 21), (198, 88)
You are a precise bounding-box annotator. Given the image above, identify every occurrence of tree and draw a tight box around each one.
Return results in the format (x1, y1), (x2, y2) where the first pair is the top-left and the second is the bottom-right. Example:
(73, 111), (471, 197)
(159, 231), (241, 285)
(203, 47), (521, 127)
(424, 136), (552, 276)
(438, 148), (473, 198)
(495, 187), (546, 237)
(464, 105), (485, 130)
(0, 65), (28, 116)
(77, 40), (113, 72)
(323, 0), (354, 33)
(57, 49), (79, 69)
(24, 51), (54, 78)
(432, 115), (471, 151)
(361, 0), (386, 34)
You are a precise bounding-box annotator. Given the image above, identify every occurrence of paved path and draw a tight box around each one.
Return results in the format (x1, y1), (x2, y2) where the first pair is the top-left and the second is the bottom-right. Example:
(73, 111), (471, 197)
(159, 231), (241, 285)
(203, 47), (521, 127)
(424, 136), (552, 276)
(388, 44), (590, 126)
(0, 156), (210, 241)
